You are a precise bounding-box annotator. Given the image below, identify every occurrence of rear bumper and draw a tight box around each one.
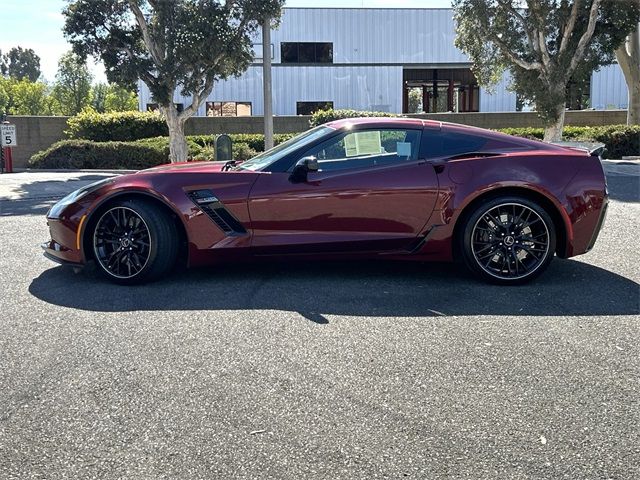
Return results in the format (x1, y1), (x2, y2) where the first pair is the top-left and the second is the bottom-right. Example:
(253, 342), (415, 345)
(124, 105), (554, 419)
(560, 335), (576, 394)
(585, 196), (608, 253)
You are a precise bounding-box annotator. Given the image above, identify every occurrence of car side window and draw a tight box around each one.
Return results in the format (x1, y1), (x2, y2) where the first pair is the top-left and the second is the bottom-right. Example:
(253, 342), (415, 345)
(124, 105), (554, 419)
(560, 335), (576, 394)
(302, 129), (422, 172)
(421, 130), (531, 159)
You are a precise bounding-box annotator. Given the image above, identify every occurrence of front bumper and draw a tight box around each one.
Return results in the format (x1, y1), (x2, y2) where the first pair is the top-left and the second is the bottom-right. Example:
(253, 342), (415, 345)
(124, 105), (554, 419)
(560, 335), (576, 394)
(42, 217), (86, 266)
(41, 240), (84, 267)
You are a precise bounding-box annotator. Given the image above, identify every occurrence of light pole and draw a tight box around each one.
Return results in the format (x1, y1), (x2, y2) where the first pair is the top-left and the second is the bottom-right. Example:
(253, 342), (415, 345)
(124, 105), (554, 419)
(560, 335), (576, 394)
(262, 17), (274, 150)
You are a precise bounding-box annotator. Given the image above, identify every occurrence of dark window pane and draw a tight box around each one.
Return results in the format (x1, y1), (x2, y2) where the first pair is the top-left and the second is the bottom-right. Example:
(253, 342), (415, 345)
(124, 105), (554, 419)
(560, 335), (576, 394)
(422, 131), (487, 159)
(316, 43), (333, 63)
(281, 43), (298, 63)
(298, 43), (315, 63)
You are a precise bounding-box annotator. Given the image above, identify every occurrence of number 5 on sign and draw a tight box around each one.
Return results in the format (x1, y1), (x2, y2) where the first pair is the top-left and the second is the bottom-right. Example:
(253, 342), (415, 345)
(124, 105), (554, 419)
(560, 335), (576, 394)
(1, 125), (17, 147)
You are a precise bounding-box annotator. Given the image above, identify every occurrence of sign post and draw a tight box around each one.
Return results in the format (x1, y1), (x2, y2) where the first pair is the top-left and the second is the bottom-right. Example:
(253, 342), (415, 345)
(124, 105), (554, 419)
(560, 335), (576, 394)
(1, 121), (16, 173)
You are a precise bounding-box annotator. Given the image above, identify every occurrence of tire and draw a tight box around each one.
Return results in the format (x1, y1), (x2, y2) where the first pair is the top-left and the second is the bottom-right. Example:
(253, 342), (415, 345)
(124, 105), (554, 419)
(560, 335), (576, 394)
(459, 196), (556, 285)
(91, 199), (179, 285)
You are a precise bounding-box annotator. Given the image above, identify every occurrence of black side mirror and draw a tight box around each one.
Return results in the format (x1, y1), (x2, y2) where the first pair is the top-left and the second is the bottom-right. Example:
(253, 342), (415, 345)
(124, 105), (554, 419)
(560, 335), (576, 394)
(289, 156), (319, 183)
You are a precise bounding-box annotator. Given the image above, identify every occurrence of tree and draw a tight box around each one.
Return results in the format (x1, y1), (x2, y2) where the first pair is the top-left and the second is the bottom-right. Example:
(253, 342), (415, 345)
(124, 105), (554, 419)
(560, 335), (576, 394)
(1, 47), (41, 81)
(51, 51), (93, 115)
(453, 0), (640, 141)
(63, 0), (284, 162)
(616, 25), (640, 125)
(0, 79), (9, 114)
(92, 82), (139, 112)
(0, 77), (59, 115)
(408, 88), (423, 113)
(104, 84), (139, 111)
(91, 82), (109, 112)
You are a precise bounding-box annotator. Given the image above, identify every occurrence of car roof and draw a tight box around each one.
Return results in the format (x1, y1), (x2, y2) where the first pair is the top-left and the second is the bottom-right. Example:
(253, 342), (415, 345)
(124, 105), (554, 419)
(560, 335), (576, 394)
(324, 116), (575, 154)
(325, 117), (438, 129)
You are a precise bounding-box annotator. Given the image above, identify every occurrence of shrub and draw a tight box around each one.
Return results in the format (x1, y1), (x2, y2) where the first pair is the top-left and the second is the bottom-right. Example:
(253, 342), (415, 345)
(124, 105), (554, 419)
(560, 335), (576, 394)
(66, 109), (168, 142)
(498, 127), (544, 140)
(498, 125), (640, 158)
(232, 143), (258, 161)
(29, 140), (169, 170)
(588, 125), (640, 159)
(310, 108), (399, 127)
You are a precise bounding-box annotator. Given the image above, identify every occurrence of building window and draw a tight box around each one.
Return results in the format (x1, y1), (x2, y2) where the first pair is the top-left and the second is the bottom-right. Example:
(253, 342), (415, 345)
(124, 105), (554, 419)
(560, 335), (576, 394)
(296, 101), (333, 115)
(206, 101), (252, 117)
(281, 43), (333, 64)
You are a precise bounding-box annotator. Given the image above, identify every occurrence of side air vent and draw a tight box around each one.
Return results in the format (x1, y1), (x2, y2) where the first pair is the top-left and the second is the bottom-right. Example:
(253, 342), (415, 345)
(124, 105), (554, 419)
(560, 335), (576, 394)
(187, 190), (247, 235)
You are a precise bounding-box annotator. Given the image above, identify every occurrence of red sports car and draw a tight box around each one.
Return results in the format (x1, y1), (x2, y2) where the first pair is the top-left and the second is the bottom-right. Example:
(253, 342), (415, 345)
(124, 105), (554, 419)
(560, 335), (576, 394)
(43, 118), (608, 285)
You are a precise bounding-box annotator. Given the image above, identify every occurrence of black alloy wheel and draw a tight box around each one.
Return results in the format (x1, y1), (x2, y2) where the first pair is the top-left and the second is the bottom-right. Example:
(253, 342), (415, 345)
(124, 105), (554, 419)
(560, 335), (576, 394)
(461, 197), (556, 284)
(92, 199), (178, 284)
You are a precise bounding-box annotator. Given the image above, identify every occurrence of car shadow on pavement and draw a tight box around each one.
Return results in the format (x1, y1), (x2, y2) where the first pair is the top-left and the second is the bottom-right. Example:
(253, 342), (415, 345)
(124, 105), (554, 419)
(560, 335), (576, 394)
(28, 258), (639, 320)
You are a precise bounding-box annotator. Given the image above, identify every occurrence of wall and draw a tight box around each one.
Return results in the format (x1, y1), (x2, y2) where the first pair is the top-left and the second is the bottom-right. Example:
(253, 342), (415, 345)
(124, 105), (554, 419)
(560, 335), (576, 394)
(6, 115), (311, 169)
(140, 66), (404, 117)
(591, 64), (629, 110)
(6, 110), (629, 169)
(4, 116), (68, 170)
(408, 109), (628, 129)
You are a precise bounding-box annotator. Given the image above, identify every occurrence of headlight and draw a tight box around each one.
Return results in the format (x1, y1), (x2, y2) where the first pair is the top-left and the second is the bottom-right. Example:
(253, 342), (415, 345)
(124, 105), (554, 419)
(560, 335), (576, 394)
(47, 178), (114, 219)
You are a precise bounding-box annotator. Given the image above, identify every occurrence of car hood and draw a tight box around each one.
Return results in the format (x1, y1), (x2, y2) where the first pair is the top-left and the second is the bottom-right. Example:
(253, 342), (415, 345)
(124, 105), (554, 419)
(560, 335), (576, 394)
(135, 161), (231, 175)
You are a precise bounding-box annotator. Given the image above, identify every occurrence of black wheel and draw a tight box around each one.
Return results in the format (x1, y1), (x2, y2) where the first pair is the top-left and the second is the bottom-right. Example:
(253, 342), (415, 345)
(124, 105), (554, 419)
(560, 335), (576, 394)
(460, 196), (556, 285)
(92, 199), (178, 284)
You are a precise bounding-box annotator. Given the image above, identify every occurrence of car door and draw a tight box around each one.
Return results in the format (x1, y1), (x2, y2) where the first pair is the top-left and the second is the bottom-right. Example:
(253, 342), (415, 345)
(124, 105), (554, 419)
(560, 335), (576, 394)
(247, 127), (440, 254)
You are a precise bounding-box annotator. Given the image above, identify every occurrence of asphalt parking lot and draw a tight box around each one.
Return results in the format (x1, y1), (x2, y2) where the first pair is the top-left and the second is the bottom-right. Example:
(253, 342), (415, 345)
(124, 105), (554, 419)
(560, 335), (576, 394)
(0, 166), (639, 479)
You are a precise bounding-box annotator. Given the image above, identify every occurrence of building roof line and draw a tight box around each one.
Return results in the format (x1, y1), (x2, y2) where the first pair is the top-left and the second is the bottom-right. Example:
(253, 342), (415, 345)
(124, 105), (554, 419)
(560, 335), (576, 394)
(282, 7), (454, 11)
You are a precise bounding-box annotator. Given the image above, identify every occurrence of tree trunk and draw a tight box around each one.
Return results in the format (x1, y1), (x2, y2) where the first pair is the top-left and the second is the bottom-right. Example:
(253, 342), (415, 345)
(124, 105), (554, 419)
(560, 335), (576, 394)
(616, 27), (640, 125)
(543, 104), (566, 143)
(162, 105), (189, 163)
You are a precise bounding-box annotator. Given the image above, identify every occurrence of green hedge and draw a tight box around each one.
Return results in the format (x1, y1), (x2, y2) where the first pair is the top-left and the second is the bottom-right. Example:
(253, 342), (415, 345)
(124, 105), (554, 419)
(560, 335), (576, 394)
(29, 140), (171, 170)
(310, 108), (400, 127)
(66, 110), (168, 142)
(498, 125), (640, 158)
(29, 136), (265, 169)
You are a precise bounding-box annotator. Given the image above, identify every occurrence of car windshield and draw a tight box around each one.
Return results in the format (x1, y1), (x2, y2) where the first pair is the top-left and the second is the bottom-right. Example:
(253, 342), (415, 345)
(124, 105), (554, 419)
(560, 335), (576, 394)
(236, 126), (333, 171)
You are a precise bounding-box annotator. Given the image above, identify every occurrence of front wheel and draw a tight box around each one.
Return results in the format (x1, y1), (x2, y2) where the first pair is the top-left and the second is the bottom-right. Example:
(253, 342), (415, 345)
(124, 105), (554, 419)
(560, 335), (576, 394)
(92, 199), (179, 284)
(459, 197), (556, 285)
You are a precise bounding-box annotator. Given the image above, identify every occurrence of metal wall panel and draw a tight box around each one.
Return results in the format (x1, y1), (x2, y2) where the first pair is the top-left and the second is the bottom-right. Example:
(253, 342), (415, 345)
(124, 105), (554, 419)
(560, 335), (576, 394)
(137, 8), (629, 116)
(479, 72), (517, 112)
(174, 65), (403, 116)
(590, 64), (628, 110)
(267, 8), (468, 65)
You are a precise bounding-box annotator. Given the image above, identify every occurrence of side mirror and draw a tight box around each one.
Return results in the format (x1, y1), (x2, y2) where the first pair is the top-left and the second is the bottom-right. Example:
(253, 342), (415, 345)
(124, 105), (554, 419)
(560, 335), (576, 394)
(289, 156), (318, 183)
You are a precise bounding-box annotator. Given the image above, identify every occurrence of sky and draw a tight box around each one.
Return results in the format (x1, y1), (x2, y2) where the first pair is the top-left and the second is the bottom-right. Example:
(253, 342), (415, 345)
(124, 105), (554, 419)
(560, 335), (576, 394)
(0, 0), (452, 83)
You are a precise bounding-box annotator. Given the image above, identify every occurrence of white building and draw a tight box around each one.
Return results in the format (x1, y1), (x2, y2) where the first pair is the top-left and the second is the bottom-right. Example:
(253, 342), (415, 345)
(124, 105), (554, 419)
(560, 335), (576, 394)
(137, 7), (629, 116)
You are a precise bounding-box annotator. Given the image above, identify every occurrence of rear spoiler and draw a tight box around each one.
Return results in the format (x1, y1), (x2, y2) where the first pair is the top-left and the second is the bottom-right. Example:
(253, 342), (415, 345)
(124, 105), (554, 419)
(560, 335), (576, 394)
(550, 141), (606, 157)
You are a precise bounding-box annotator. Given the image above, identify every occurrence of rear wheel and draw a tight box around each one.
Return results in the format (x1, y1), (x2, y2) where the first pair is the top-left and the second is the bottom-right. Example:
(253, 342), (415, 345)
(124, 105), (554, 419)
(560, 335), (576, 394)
(460, 196), (556, 285)
(92, 199), (178, 284)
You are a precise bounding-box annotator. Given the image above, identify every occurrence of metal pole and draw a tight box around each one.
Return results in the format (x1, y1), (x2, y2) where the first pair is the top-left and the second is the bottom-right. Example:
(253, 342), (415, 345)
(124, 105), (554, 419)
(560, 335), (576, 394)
(262, 18), (274, 151)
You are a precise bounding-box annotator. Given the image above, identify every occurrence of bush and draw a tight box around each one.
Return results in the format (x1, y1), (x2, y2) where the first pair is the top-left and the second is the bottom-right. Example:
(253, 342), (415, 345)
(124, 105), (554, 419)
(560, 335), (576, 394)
(310, 108), (399, 127)
(498, 127), (544, 140)
(66, 109), (168, 142)
(498, 125), (640, 158)
(29, 140), (170, 170)
(233, 143), (258, 161)
(588, 125), (640, 159)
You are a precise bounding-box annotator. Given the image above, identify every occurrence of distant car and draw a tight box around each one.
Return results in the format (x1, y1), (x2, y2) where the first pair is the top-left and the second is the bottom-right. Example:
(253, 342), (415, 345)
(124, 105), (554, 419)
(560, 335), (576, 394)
(43, 118), (608, 285)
